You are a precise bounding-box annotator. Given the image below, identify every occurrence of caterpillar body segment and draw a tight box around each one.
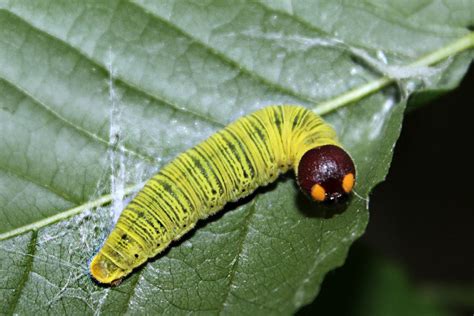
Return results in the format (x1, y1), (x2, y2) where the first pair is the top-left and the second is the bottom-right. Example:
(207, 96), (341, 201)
(90, 105), (356, 284)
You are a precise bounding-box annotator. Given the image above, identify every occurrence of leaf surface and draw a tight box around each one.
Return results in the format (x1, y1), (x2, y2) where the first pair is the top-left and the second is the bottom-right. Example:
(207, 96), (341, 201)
(0, 1), (472, 314)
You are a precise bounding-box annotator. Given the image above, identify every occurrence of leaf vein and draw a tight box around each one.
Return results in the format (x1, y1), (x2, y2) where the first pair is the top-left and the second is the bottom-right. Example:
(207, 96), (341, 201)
(7, 231), (37, 315)
(0, 164), (78, 205)
(128, 0), (320, 107)
(219, 199), (257, 312)
(1, 8), (225, 128)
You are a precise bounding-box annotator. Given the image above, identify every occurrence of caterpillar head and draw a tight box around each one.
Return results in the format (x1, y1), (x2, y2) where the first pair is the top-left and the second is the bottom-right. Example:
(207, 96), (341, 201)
(297, 145), (355, 203)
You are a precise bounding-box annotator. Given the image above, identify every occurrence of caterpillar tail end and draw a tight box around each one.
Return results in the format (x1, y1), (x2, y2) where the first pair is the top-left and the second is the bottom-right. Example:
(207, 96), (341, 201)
(90, 252), (125, 285)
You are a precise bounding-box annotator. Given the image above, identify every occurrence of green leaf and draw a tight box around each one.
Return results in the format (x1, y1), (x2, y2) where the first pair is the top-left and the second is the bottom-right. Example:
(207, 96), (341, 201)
(0, 1), (472, 314)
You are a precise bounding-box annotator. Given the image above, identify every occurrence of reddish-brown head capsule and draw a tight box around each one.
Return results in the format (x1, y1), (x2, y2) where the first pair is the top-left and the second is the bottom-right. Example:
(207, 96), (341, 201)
(297, 145), (356, 203)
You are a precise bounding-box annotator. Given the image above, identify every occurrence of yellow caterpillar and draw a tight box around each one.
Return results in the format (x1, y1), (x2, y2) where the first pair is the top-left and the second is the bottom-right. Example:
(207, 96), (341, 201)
(90, 105), (356, 284)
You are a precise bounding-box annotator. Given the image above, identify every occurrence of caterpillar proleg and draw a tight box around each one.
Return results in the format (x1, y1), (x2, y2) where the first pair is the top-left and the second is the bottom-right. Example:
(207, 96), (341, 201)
(90, 105), (355, 284)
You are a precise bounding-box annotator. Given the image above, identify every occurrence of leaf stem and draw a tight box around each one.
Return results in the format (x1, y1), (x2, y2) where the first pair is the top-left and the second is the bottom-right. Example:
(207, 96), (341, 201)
(1, 32), (473, 241)
(314, 31), (474, 115)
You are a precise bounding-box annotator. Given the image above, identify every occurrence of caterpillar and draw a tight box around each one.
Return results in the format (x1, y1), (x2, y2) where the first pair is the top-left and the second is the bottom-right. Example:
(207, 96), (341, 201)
(90, 105), (356, 285)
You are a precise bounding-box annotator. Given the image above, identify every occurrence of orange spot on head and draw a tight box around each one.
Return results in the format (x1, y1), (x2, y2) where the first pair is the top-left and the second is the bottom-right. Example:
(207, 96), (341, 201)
(342, 173), (355, 193)
(311, 184), (326, 202)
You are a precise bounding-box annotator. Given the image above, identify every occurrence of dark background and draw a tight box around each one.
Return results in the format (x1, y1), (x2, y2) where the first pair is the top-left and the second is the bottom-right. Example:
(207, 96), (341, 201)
(366, 64), (473, 284)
